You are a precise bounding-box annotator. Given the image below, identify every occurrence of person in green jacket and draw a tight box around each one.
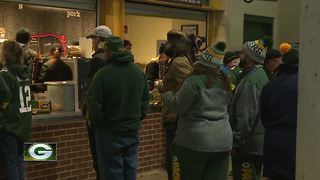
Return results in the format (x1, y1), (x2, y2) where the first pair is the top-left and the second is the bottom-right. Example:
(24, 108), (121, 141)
(228, 38), (270, 180)
(86, 36), (149, 180)
(0, 40), (32, 180)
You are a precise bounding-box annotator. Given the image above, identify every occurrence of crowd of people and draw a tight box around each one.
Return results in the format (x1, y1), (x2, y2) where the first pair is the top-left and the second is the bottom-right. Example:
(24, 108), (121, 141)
(152, 31), (298, 180)
(0, 24), (298, 180)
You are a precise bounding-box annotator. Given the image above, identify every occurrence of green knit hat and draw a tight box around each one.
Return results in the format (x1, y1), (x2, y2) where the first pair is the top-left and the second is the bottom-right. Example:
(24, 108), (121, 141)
(279, 42), (299, 64)
(99, 36), (124, 53)
(199, 41), (226, 67)
(223, 51), (239, 65)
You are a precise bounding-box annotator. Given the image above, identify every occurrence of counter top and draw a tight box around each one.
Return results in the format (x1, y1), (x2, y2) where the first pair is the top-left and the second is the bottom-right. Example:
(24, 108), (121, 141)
(32, 111), (83, 126)
(33, 111), (82, 120)
(32, 106), (161, 126)
(149, 105), (161, 113)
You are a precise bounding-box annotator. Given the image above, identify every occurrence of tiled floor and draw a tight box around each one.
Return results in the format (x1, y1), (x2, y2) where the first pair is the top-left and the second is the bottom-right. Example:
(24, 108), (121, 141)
(138, 169), (167, 180)
(138, 169), (267, 180)
(138, 159), (234, 180)
(137, 169), (235, 180)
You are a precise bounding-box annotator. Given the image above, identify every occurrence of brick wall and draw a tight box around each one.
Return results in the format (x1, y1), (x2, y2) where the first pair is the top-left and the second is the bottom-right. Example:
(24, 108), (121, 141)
(138, 113), (166, 172)
(0, 112), (165, 179)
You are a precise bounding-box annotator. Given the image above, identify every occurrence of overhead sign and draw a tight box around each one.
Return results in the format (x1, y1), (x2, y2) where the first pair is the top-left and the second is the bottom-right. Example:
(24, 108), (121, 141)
(158, 0), (202, 6)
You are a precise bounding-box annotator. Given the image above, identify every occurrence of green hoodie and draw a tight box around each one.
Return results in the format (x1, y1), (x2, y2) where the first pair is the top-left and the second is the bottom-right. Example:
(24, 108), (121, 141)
(0, 63), (32, 141)
(86, 51), (149, 135)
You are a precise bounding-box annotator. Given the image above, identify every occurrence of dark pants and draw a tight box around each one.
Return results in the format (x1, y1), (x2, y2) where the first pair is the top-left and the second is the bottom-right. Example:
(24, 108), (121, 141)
(232, 153), (263, 180)
(86, 121), (99, 180)
(95, 129), (139, 180)
(174, 145), (229, 180)
(164, 122), (176, 180)
(0, 130), (25, 180)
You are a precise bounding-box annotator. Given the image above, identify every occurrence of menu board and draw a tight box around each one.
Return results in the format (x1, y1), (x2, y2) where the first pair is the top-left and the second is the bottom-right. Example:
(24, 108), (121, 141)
(158, 0), (202, 6)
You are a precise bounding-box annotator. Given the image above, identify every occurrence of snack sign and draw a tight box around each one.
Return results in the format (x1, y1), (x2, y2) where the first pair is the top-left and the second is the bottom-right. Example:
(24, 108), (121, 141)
(0, 27), (5, 39)
(67, 10), (81, 18)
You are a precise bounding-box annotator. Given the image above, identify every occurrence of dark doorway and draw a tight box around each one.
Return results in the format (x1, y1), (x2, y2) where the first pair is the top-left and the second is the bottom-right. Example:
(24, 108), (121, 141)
(243, 14), (273, 43)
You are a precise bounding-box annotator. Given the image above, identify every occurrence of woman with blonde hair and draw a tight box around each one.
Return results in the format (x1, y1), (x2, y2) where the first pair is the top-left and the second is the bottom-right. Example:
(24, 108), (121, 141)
(163, 42), (232, 180)
(0, 40), (32, 180)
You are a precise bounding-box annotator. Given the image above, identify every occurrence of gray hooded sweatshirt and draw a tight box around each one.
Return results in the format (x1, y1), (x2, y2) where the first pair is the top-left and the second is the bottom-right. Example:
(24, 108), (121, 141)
(163, 74), (232, 152)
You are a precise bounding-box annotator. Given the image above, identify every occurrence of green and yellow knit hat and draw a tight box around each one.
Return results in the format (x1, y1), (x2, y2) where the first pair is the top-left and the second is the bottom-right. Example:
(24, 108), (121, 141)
(279, 42), (299, 64)
(242, 38), (269, 64)
(199, 41), (226, 67)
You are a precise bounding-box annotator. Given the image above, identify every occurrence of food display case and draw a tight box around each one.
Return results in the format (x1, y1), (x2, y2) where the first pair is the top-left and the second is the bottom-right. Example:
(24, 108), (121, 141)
(45, 81), (76, 111)
(30, 59), (83, 116)
(24, 31), (91, 116)
(149, 79), (162, 106)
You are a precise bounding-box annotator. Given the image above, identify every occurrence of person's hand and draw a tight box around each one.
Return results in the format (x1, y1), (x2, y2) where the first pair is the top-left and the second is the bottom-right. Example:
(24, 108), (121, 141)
(0, 102), (8, 110)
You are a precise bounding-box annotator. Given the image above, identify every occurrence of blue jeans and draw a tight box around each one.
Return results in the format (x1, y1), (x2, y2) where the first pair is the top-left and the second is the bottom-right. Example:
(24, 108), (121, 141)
(0, 130), (25, 180)
(95, 129), (139, 180)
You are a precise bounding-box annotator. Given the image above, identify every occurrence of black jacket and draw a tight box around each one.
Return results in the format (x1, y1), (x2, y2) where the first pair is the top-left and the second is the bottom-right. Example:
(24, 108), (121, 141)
(38, 59), (72, 82)
(145, 60), (159, 82)
(260, 64), (298, 179)
(81, 52), (108, 115)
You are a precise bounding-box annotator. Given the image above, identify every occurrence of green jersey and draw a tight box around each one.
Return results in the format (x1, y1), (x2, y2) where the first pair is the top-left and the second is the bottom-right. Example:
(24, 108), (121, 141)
(0, 64), (32, 141)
